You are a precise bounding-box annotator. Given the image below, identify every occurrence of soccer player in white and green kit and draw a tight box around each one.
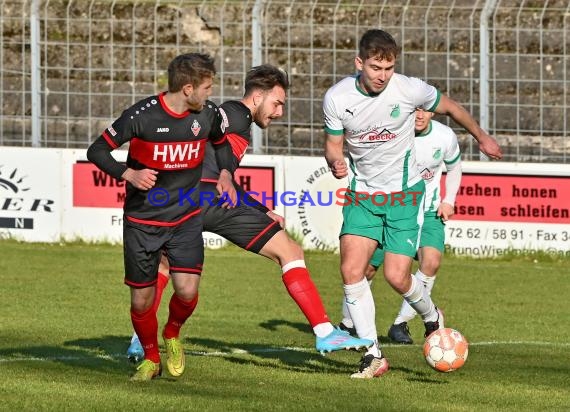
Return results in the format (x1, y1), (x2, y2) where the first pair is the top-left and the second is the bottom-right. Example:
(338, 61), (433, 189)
(339, 109), (464, 345)
(323, 29), (502, 378)
(387, 109), (463, 344)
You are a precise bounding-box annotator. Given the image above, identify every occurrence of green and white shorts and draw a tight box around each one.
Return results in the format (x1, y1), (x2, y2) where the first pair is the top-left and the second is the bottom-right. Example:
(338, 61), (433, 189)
(418, 210), (445, 252)
(368, 208), (445, 269)
(339, 179), (425, 258)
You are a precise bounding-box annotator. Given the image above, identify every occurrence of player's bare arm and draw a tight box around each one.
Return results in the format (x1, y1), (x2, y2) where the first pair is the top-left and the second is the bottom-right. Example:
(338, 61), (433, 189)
(434, 94), (503, 160)
(121, 168), (158, 191)
(324, 133), (348, 179)
(439, 158), (462, 221)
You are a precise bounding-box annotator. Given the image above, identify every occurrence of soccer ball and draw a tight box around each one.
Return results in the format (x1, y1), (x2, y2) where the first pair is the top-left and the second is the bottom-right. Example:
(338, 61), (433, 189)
(423, 328), (468, 372)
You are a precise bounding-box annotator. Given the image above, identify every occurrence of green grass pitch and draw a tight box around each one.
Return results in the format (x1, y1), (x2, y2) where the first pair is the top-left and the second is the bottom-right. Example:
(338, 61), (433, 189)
(1, 239), (568, 411)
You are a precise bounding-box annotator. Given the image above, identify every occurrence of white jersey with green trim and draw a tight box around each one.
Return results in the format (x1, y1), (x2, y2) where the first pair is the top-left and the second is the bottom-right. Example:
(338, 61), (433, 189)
(323, 73), (440, 194)
(415, 120), (461, 212)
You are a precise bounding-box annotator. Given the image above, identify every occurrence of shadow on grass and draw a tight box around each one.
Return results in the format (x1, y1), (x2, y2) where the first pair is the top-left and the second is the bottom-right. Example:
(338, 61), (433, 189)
(0, 330), (437, 380)
(184, 336), (360, 375)
(0, 333), (355, 376)
(396, 366), (449, 384)
(0, 335), (131, 377)
(258, 319), (312, 334)
(185, 318), (421, 376)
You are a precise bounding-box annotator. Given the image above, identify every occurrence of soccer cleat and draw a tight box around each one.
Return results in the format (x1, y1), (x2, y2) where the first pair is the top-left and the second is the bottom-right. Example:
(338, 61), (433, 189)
(130, 359), (162, 382)
(387, 322), (413, 344)
(338, 321), (357, 337)
(127, 335), (144, 364)
(316, 327), (373, 354)
(163, 336), (185, 377)
(424, 307), (445, 338)
(350, 354), (389, 379)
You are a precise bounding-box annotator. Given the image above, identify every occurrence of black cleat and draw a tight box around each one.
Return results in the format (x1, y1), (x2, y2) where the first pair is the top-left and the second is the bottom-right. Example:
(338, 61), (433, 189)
(338, 321), (357, 337)
(424, 308), (445, 338)
(387, 322), (413, 344)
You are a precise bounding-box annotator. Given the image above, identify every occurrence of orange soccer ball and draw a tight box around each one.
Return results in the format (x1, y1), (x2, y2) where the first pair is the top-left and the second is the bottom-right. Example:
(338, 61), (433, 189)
(423, 328), (469, 372)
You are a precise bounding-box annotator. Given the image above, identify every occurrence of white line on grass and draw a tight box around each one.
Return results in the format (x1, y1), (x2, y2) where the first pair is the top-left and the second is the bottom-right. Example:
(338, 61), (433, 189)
(0, 340), (568, 363)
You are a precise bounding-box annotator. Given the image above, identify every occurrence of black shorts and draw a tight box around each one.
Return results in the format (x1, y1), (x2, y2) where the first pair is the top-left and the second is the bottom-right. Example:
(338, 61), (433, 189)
(200, 183), (281, 253)
(123, 214), (204, 287)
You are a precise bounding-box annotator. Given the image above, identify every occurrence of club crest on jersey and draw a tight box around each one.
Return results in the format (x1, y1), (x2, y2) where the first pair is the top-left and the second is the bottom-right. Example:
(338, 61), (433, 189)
(420, 168), (435, 180)
(191, 119), (201, 136)
(433, 148), (442, 159)
(390, 104), (400, 118)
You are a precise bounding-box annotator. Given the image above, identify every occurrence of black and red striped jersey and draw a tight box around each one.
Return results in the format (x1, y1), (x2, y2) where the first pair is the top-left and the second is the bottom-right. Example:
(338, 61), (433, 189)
(202, 100), (251, 181)
(87, 92), (230, 226)
(200, 99), (269, 213)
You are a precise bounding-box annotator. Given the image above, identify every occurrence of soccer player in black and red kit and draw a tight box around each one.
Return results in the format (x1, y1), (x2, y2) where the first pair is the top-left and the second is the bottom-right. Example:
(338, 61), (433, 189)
(127, 65), (373, 365)
(87, 53), (237, 381)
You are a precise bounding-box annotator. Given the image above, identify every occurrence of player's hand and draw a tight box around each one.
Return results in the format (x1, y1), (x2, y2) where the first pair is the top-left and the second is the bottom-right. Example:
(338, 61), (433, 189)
(330, 160), (348, 179)
(437, 202), (455, 221)
(478, 133), (503, 160)
(216, 169), (237, 208)
(267, 211), (285, 228)
(122, 168), (158, 190)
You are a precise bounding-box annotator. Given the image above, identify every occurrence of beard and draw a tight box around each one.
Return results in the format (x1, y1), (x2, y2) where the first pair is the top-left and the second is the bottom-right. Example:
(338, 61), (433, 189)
(254, 109), (272, 129)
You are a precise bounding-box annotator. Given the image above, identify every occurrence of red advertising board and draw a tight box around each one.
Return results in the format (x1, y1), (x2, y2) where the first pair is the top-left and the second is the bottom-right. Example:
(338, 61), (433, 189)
(73, 162), (126, 208)
(73, 162), (275, 209)
(234, 166), (275, 210)
(443, 173), (570, 224)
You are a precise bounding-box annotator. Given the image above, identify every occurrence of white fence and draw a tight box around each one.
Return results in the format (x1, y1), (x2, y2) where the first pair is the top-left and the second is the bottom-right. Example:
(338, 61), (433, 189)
(1, 0), (569, 162)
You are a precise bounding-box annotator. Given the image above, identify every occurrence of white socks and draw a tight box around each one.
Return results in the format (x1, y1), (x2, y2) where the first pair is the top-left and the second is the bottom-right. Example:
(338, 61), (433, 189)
(394, 270), (436, 324)
(313, 322), (334, 338)
(399, 273), (438, 323)
(343, 278), (381, 357)
(417, 269), (436, 295)
(341, 279), (373, 328)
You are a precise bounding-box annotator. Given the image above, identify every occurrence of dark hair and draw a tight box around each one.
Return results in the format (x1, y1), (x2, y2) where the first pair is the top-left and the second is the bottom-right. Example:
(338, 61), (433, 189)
(167, 53), (216, 92)
(244, 64), (289, 97)
(358, 29), (400, 61)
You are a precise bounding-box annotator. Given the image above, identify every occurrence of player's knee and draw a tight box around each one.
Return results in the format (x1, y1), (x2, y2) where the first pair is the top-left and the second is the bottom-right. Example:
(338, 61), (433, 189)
(175, 287), (198, 302)
(285, 237), (304, 258)
(340, 263), (367, 283)
(130, 291), (154, 313)
(383, 269), (411, 293)
(421, 259), (440, 275)
(364, 264), (378, 280)
(171, 273), (200, 301)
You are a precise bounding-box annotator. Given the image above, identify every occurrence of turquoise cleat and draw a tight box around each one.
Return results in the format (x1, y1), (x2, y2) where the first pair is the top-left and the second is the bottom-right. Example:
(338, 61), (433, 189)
(127, 335), (144, 364)
(315, 327), (373, 355)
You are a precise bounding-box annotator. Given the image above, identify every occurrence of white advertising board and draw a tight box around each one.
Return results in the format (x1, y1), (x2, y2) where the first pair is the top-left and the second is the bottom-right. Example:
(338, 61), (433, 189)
(282, 157), (344, 251)
(0, 147), (62, 241)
